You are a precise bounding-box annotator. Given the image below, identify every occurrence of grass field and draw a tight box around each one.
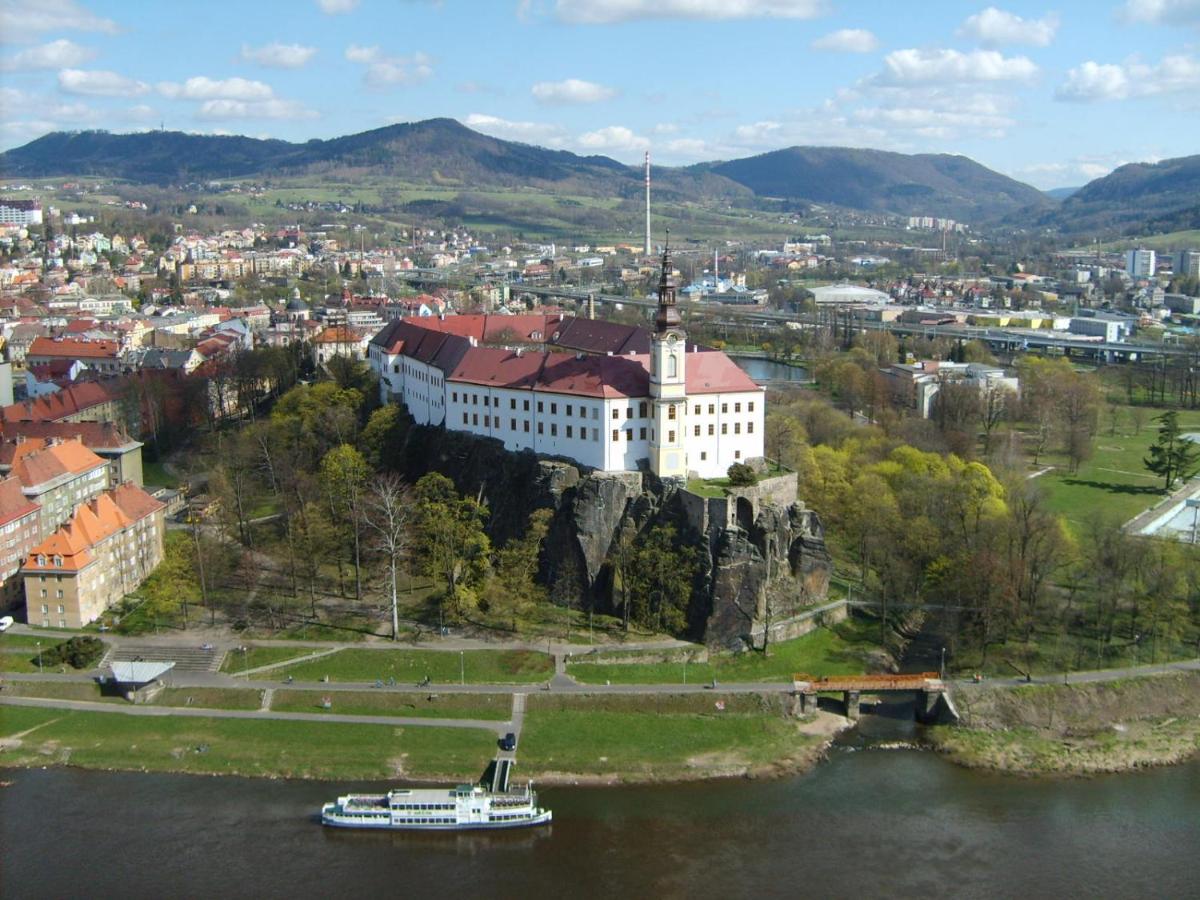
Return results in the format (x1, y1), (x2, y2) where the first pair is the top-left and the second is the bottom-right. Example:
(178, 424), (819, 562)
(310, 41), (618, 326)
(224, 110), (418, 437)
(518, 694), (821, 780)
(0, 706), (497, 780)
(566, 619), (879, 685)
(1091, 230), (1200, 252)
(220, 645), (320, 674)
(271, 690), (512, 720)
(141, 461), (178, 489)
(274, 648), (553, 684)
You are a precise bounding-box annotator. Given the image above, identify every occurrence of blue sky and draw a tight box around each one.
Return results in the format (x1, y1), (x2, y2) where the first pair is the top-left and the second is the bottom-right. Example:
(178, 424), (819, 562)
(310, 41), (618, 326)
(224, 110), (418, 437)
(1, 0), (1198, 189)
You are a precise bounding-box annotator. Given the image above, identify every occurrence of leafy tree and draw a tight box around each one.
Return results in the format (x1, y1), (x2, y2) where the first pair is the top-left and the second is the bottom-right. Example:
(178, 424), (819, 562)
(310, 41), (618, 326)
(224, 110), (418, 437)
(412, 473), (491, 623)
(319, 444), (370, 599)
(1144, 411), (1200, 491)
(628, 525), (698, 635)
(484, 508), (552, 629)
(360, 404), (409, 470)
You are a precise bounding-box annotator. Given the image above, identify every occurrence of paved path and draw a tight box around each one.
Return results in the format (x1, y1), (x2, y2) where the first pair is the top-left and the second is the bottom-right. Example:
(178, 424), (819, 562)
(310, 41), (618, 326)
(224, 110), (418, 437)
(950, 656), (1200, 690)
(0, 695), (508, 733)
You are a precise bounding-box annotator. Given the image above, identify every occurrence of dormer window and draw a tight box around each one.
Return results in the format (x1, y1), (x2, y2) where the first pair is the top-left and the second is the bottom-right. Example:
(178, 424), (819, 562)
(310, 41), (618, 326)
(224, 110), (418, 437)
(37, 555), (45, 566)
(53, 555), (63, 567)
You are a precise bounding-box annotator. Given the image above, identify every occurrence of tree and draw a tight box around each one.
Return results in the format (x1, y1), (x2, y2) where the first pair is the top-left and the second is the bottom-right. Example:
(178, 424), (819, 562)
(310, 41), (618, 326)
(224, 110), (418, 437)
(361, 474), (412, 641)
(319, 444), (370, 599)
(412, 473), (491, 623)
(1144, 411), (1200, 491)
(727, 462), (758, 486)
(627, 525), (697, 635)
(484, 508), (552, 629)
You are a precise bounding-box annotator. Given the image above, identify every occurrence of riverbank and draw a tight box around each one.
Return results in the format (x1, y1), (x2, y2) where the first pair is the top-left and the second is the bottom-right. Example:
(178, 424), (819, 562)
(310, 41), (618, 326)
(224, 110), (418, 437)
(927, 672), (1200, 775)
(0, 692), (851, 785)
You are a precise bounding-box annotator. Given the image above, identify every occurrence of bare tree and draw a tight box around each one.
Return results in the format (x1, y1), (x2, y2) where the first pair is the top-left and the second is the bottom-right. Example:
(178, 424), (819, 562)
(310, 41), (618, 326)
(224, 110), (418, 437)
(362, 474), (412, 641)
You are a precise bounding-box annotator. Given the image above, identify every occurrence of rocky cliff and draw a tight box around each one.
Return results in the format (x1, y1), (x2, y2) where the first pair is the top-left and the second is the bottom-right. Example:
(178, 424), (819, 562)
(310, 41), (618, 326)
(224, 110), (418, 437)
(389, 424), (832, 648)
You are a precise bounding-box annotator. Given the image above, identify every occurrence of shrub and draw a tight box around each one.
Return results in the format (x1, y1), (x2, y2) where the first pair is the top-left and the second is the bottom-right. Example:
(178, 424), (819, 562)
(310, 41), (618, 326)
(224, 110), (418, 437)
(39, 636), (106, 669)
(727, 462), (758, 487)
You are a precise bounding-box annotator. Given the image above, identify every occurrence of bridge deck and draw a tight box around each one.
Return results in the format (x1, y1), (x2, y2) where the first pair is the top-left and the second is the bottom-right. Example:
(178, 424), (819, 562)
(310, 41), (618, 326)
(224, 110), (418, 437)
(793, 673), (943, 692)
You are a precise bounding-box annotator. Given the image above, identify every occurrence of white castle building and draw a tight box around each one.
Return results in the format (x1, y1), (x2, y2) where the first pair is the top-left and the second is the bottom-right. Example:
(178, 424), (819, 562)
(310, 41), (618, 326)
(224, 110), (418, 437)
(368, 245), (764, 479)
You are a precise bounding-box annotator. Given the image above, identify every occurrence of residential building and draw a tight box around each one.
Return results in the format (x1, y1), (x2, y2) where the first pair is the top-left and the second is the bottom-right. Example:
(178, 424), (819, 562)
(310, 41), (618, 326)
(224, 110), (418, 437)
(882, 361), (1019, 419)
(1126, 248), (1156, 278)
(27, 336), (123, 375)
(0, 421), (143, 487)
(0, 476), (41, 609)
(22, 482), (165, 629)
(1176, 250), (1200, 280)
(0, 199), (43, 227)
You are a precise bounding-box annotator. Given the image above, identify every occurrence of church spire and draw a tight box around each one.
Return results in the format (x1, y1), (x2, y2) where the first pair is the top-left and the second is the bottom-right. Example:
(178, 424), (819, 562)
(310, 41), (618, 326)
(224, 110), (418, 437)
(655, 228), (681, 333)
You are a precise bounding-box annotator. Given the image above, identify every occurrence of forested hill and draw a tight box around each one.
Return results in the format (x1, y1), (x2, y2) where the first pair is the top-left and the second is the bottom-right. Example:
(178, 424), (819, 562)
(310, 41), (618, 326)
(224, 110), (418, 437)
(1042, 155), (1200, 236)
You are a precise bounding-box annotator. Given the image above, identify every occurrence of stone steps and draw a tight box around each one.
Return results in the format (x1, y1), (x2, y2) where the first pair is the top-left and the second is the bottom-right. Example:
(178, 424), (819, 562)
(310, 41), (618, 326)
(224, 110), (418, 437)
(106, 643), (226, 674)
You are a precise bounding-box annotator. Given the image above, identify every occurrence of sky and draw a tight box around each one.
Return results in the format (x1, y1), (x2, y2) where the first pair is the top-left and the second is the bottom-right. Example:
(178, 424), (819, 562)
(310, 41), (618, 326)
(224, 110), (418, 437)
(0, 0), (1198, 190)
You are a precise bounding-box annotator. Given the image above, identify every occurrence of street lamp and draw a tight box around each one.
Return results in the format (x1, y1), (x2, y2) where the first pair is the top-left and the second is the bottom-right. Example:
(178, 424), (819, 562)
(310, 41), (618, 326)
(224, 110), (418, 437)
(940, 646), (946, 680)
(460, 650), (464, 686)
(683, 654), (688, 685)
(36, 640), (42, 671)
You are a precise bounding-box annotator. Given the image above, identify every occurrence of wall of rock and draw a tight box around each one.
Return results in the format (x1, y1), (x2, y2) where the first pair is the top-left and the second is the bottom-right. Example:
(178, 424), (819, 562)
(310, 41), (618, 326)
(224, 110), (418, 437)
(389, 424), (832, 648)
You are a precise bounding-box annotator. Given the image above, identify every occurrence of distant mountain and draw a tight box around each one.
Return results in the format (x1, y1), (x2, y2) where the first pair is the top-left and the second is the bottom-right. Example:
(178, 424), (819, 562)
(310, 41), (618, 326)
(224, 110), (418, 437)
(1, 120), (1062, 226)
(1044, 186), (1081, 200)
(1047, 155), (1200, 236)
(0, 119), (745, 203)
(697, 146), (1050, 223)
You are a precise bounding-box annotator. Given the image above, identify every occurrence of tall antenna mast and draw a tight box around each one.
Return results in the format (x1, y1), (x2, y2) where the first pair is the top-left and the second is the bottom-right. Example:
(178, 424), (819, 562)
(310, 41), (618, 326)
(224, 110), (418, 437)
(644, 151), (651, 257)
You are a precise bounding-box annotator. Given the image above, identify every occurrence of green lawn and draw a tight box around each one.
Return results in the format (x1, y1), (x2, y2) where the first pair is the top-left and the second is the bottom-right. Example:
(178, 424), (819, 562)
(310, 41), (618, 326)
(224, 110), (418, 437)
(686, 478), (730, 498)
(0, 706), (497, 780)
(518, 701), (819, 780)
(271, 689), (512, 720)
(141, 461), (178, 489)
(154, 688), (265, 710)
(567, 620), (879, 685)
(274, 648), (554, 684)
(220, 645), (319, 674)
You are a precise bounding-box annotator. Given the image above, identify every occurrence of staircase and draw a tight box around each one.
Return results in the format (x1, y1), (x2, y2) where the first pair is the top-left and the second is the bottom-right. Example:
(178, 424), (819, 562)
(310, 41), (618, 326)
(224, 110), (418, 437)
(104, 643), (226, 674)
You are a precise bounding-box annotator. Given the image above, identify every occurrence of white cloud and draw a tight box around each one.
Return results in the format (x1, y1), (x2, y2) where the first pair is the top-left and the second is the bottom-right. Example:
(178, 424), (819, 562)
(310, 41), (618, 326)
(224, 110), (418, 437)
(957, 7), (1059, 47)
(124, 104), (158, 121)
(531, 78), (616, 104)
(810, 28), (878, 53)
(196, 98), (317, 120)
(463, 113), (568, 145)
(576, 125), (650, 153)
(57, 68), (149, 97)
(1121, 0), (1200, 26)
(158, 76), (275, 101)
(240, 42), (317, 68)
(0, 0), (118, 35)
(316, 0), (359, 13)
(344, 46), (433, 87)
(553, 0), (826, 24)
(876, 48), (1038, 84)
(1056, 54), (1200, 100)
(2, 39), (94, 69)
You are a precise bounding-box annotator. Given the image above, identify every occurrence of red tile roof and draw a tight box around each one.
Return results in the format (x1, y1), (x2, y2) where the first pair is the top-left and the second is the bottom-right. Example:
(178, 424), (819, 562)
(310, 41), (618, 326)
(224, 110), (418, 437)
(0, 475), (39, 527)
(23, 483), (163, 574)
(0, 381), (118, 424)
(28, 336), (120, 360)
(12, 437), (107, 488)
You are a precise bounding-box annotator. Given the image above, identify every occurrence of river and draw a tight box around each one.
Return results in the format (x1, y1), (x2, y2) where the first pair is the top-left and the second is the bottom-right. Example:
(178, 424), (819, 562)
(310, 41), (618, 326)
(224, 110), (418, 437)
(4, 749), (1197, 899)
(731, 356), (809, 385)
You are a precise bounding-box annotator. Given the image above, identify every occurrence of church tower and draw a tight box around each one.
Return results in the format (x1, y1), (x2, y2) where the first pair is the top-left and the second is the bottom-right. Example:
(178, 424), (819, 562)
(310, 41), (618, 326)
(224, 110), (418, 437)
(649, 235), (688, 479)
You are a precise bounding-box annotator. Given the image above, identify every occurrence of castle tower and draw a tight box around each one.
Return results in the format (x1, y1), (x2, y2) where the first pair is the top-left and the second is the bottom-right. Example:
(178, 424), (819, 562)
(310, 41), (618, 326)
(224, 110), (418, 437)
(649, 234), (688, 479)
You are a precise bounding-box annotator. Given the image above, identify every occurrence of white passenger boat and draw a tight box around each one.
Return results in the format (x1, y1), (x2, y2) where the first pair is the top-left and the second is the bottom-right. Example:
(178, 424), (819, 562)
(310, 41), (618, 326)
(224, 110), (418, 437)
(321, 759), (551, 831)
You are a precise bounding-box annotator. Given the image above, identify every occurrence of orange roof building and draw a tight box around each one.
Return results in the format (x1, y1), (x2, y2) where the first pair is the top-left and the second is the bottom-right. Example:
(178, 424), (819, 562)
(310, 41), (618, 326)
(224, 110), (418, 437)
(23, 482), (165, 628)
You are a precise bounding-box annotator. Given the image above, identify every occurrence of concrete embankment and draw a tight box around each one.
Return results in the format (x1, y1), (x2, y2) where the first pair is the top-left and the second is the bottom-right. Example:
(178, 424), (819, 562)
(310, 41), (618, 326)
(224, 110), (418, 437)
(927, 672), (1200, 775)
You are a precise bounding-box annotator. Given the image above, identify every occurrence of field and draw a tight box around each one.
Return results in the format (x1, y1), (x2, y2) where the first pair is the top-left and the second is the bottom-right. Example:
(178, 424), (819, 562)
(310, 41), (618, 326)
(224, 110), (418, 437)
(220, 645), (321, 674)
(0, 706), (496, 780)
(1090, 230), (1200, 252)
(273, 648), (553, 684)
(566, 619), (879, 685)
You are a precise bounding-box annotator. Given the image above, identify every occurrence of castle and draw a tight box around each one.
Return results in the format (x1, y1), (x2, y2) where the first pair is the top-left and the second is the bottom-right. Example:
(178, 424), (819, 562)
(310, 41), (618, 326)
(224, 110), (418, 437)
(368, 245), (764, 480)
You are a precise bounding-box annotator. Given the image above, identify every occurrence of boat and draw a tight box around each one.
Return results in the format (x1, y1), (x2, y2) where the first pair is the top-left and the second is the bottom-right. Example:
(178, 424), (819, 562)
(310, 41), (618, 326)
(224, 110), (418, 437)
(320, 758), (551, 831)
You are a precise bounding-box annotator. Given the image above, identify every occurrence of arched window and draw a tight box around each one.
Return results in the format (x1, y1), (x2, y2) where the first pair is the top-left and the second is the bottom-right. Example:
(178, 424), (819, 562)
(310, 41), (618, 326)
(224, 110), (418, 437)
(667, 353), (678, 379)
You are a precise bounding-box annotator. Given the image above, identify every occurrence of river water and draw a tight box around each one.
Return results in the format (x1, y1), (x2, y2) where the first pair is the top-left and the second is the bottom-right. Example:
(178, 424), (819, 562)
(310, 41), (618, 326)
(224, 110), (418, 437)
(4, 748), (1197, 900)
(730, 356), (809, 385)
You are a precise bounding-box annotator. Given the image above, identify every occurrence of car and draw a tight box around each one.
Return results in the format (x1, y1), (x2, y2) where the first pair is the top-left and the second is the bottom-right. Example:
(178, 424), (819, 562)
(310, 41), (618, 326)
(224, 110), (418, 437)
(0, 615), (14, 632)
(499, 732), (517, 752)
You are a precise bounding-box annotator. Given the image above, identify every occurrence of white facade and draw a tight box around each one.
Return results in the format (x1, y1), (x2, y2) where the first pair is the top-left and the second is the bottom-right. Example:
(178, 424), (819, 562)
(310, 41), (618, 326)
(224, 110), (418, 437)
(1126, 248), (1156, 278)
(0, 202), (42, 227)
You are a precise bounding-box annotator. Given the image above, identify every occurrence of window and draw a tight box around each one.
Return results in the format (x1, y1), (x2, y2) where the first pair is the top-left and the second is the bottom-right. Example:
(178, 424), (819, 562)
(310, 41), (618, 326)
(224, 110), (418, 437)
(625, 429), (633, 441)
(721, 403), (728, 414)
(612, 409), (619, 420)
(639, 427), (647, 439)
(551, 402), (558, 415)
(580, 407), (587, 419)
(463, 413), (469, 425)
(747, 422), (754, 434)
(511, 418), (517, 430)
(626, 407), (633, 419)
(524, 399), (530, 411)
(700, 451), (707, 460)
(40, 589), (46, 598)
(483, 416), (490, 428)
(668, 430), (675, 442)
(708, 424), (715, 436)
(612, 429), (619, 442)
(524, 420), (530, 433)
(566, 425), (573, 439)
(721, 423), (728, 435)
(472, 414), (479, 426)
(510, 398), (516, 410)
(566, 404), (573, 417)
(53, 555), (62, 567)
(735, 402), (741, 413)
(56, 590), (63, 599)
(693, 425), (701, 436)
(393, 364), (400, 373)
(693, 405), (701, 415)
(538, 401), (544, 413)
(735, 450), (741, 459)
(538, 422), (544, 435)
(40, 604), (48, 613)
(484, 396), (490, 408)
(57, 604), (64, 613)
(668, 405), (676, 420)
(734, 423), (741, 434)
(592, 408), (599, 420)
(550, 424), (558, 437)
(708, 404), (715, 415)
(639, 402), (648, 417)
(748, 401), (755, 412)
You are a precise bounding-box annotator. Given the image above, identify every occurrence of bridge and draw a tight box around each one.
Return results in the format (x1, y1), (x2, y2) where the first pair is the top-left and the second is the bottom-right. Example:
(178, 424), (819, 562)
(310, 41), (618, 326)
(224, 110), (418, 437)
(791, 672), (952, 723)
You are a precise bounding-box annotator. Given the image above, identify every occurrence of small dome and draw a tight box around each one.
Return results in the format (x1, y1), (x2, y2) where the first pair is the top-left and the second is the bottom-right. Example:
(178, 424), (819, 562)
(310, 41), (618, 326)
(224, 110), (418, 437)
(286, 295), (309, 311)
